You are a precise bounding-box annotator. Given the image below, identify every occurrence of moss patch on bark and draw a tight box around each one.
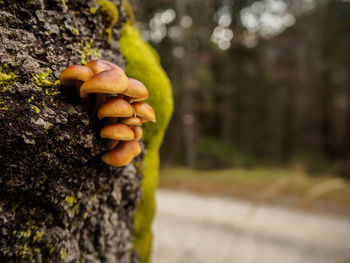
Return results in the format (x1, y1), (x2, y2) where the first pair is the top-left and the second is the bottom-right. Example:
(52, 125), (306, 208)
(120, 23), (174, 263)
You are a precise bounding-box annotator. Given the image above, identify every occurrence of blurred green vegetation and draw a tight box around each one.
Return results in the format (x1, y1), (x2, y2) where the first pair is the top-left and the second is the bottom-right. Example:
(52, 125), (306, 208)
(195, 137), (257, 169)
(135, 0), (350, 178)
(159, 166), (350, 214)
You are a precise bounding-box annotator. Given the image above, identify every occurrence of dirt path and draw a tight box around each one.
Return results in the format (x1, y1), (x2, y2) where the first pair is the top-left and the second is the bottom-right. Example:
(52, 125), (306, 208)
(152, 190), (350, 263)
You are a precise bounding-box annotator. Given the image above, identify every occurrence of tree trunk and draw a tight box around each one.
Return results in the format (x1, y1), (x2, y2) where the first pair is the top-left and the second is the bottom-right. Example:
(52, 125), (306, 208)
(176, 0), (196, 168)
(0, 1), (142, 262)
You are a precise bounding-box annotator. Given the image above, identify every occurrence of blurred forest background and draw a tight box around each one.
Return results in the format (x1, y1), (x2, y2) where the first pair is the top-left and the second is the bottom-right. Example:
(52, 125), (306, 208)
(132, 0), (350, 178)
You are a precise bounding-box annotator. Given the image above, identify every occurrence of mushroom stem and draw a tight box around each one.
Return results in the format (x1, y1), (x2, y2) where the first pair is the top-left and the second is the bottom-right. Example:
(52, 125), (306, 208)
(106, 139), (119, 150)
(92, 94), (107, 115)
(106, 117), (119, 125)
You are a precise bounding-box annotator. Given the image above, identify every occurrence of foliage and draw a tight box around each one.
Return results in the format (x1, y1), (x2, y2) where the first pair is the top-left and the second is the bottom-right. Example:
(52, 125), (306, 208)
(195, 137), (257, 169)
(159, 166), (350, 212)
(137, 0), (350, 177)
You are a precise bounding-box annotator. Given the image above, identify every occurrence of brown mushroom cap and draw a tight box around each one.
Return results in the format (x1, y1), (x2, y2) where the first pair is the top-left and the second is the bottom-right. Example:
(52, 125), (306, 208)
(141, 118), (151, 123)
(80, 68), (128, 99)
(95, 60), (121, 70)
(100, 123), (135, 140)
(132, 102), (156, 123)
(133, 126), (143, 140)
(97, 98), (133, 120)
(85, 59), (122, 74)
(120, 116), (142, 126)
(102, 140), (141, 167)
(60, 65), (94, 87)
(122, 78), (149, 102)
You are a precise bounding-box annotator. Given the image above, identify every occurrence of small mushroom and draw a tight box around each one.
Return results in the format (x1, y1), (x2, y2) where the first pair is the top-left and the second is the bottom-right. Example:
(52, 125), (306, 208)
(100, 123), (135, 140)
(120, 116), (142, 126)
(60, 65), (94, 93)
(60, 60), (156, 168)
(102, 140), (141, 167)
(80, 67), (128, 99)
(85, 60), (127, 112)
(97, 98), (133, 120)
(132, 102), (156, 123)
(133, 126), (143, 140)
(122, 78), (149, 103)
(85, 59), (121, 74)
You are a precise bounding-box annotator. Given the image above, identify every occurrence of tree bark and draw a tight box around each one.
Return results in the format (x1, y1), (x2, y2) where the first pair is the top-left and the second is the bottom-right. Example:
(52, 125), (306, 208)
(0, 1), (142, 262)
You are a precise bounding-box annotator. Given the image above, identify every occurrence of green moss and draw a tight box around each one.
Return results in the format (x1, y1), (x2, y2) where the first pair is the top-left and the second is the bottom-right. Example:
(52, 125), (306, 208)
(122, 0), (135, 24)
(79, 40), (98, 65)
(60, 249), (66, 260)
(0, 99), (8, 111)
(72, 27), (79, 36)
(134, 230), (152, 263)
(31, 68), (60, 89)
(30, 105), (40, 114)
(120, 23), (173, 263)
(0, 72), (13, 82)
(28, 96), (35, 103)
(89, 6), (98, 15)
(20, 229), (32, 238)
(29, 69), (60, 108)
(65, 195), (76, 207)
(46, 243), (55, 255)
(97, 0), (119, 43)
(33, 231), (44, 242)
(18, 245), (29, 259)
(0, 64), (18, 91)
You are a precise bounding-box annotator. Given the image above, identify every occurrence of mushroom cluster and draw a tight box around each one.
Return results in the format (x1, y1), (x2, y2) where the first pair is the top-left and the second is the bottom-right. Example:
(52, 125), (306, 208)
(60, 59), (156, 167)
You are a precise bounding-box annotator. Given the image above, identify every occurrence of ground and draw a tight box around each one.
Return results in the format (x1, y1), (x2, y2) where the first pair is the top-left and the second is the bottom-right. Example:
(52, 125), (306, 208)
(153, 189), (350, 263)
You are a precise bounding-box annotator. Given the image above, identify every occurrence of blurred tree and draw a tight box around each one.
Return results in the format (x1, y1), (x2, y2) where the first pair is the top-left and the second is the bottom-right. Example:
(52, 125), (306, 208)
(135, 0), (350, 177)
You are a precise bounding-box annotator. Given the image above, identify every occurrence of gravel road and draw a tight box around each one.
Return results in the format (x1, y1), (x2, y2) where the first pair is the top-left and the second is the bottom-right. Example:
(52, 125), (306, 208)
(152, 190), (350, 263)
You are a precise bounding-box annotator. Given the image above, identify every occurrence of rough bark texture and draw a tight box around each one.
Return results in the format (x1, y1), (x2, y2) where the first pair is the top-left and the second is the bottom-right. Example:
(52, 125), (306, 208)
(0, 0), (142, 262)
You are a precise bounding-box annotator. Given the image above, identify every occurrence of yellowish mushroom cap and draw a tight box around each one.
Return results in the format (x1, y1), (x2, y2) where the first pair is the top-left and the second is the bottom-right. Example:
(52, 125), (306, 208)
(120, 116), (142, 126)
(141, 118), (151, 123)
(97, 98), (133, 120)
(133, 126), (143, 140)
(101, 140), (141, 167)
(122, 78), (149, 102)
(80, 68), (128, 99)
(100, 123), (135, 140)
(85, 59), (123, 74)
(132, 102), (156, 123)
(60, 65), (94, 87)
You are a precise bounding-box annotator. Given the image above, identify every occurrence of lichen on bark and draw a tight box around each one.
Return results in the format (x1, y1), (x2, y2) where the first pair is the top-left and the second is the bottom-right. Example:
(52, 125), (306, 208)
(0, 1), (142, 262)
